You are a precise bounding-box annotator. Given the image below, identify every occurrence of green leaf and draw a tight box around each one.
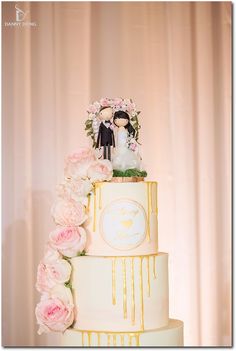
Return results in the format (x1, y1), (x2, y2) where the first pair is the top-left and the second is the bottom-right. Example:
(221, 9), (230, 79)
(113, 169), (147, 178)
(85, 120), (93, 126)
(77, 250), (86, 256)
(64, 281), (72, 289)
(87, 130), (93, 136)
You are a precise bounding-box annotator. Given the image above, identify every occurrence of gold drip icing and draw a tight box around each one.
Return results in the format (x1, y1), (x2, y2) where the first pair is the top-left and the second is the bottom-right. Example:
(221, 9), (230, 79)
(136, 333), (140, 346)
(153, 255), (157, 279)
(93, 186), (97, 232)
(87, 194), (91, 214)
(107, 334), (111, 346)
(120, 334), (125, 346)
(122, 258), (127, 319)
(139, 257), (144, 330)
(154, 182), (158, 214)
(131, 257), (135, 325)
(147, 256), (150, 297)
(112, 258), (116, 305)
(96, 183), (103, 210)
(113, 334), (117, 346)
(88, 332), (91, 346)
(128, 334), (132, 346)
(97, 333), (101, 346)
(81, 331), (84, 346)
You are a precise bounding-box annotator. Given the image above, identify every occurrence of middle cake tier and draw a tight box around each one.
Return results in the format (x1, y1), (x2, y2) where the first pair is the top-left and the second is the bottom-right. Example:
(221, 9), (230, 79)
(85, 181), (158, 256)
(70, 253), (169, 332)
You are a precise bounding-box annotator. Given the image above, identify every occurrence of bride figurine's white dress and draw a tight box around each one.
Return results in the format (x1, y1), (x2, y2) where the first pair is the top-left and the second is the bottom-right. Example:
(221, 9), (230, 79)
(112, 127), (141, 171)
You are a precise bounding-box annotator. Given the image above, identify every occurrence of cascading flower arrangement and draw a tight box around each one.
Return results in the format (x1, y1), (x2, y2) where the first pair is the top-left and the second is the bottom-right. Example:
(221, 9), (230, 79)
(85, 97), (141, 148)
(35, 148), (113, 335)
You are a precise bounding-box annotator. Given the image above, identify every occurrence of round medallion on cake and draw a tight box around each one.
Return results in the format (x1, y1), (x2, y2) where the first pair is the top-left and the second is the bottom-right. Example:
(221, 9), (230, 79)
(100, 199), (147, 250)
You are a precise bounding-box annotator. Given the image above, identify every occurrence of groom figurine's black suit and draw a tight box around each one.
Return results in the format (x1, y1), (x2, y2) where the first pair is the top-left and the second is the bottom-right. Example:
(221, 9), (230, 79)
(96, 121), (115, 160)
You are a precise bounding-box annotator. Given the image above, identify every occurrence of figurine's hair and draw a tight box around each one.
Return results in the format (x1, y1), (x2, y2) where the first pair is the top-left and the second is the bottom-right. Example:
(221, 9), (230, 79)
(99, 106), (112, 112)
(113, 111), (135, 137)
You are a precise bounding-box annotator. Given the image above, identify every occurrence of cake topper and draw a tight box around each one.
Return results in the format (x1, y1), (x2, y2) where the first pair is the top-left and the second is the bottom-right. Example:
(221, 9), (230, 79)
(85, 98), (141, 148)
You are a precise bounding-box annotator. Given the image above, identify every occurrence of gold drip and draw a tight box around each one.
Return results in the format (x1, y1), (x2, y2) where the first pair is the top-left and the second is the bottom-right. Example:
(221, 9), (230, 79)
(154, 182), (158, 214)
(120, 334), (125, 346)
(139, 257), (144, 330)
(107, 334), (111, 346)
(88, 332), (91, 346)
(147, 256), (150, 297)
(136, 333), (140, 346)
(113, 334), (117, 346)
(153, 255), (157, 279)
(87, 194), (91, 214)
(122, 258), (127, 319)
(128, 334), (132, 346)
(93, 186), (97, 232)
(112, 258), (116, 305)
(81, 331), (85, 346)
(97, 333), (101, 346)
(131, 257), (135, 325)
(146, 183), (151, 242)
(98, 184), (102, 209)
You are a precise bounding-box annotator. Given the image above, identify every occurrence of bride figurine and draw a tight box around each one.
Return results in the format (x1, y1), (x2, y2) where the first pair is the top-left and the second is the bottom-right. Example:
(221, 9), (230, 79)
(112, 111), (141, 171)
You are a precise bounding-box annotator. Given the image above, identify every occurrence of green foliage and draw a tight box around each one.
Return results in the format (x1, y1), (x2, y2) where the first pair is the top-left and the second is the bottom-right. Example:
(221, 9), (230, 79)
(64, 281), (72, 289)
(113, 169), (147, 178)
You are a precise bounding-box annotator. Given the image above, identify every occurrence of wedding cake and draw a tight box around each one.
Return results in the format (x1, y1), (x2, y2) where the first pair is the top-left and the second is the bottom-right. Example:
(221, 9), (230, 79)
(35, 98), (184, 347)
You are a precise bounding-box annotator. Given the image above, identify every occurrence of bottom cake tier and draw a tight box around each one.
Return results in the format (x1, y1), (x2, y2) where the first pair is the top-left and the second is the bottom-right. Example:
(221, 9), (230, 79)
(61, 319), (184, 347)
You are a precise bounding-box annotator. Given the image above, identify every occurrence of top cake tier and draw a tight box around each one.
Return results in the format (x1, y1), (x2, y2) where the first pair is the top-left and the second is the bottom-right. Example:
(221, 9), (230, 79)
(85, 181), (158, 256)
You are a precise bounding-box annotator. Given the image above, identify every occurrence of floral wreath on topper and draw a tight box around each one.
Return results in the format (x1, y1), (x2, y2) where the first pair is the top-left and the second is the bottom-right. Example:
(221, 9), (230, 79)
(85, 97), (141, 148)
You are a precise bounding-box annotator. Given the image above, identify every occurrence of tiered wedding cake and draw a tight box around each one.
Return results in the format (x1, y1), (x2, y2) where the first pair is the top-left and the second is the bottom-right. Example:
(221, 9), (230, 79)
(35, 98), (184, 347)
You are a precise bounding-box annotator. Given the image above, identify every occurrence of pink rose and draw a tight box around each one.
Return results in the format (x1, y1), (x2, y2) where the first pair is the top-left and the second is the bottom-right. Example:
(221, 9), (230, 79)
(56, 178), (92, 204)
(49, 226), (86, 257)
(51, 199), (87, 226)
(43, 247), (62, 263)
(64, 148), (96, 179)
(87, 159), (113, 182)
(113, 97), (123, 106)
(35, 295), (74, 334)
(36, 258), (71, 293)
(100, 97), (111, 107)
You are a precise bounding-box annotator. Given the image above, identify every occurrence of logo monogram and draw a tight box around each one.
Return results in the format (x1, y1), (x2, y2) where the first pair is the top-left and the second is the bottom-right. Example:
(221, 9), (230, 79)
(15, 4), (28, 22)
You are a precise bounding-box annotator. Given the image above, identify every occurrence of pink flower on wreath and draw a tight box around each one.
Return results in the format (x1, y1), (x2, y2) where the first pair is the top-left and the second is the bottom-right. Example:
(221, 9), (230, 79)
(65, 148), (96, 179)
(87, 159), (113, 182)
(36, 258), (71, 293)
(35, 295), (74, 334)
(51, 199), (87, 227)
(49, 226), (86, 257)
(100, 97), (111, 107)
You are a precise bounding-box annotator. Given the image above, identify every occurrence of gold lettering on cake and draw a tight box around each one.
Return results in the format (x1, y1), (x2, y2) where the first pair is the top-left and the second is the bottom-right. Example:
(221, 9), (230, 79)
(121, 219), (133, 228)
(122, 258), (127, 319)
(139, 257), (144, 330)
(112, 258), (116, 305)
(153, 255), (157, 279)
(131, 257), (135, 325)
(147, 256), (150, 297)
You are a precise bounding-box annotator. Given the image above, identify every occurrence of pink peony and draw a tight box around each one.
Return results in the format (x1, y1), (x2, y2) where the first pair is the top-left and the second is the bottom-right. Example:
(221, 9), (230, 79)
(36, 258), (71, 293)
(100, 97), (111, 107)
(49, 226), (86, 257)
(51, 199), (87, 226)
(35, 295), (74, 334)
(56, 178), (92, 204)
(64, 148), (96, 179)
(87, 159), (113, 182)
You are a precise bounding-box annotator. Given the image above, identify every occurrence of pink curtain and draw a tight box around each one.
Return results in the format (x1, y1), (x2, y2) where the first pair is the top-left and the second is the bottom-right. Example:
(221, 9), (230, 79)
(2, 1), (231, 346)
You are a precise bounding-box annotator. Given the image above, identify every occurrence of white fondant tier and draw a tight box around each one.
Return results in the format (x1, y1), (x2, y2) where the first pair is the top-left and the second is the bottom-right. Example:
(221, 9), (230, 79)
(70, 253), (168, 332)
(85, 181), (158, 256)
(61, 319), (184, 347)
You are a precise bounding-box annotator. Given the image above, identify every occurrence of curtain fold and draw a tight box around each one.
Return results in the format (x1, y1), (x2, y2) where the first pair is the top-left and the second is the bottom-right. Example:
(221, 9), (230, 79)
(2, 1), (231, 346)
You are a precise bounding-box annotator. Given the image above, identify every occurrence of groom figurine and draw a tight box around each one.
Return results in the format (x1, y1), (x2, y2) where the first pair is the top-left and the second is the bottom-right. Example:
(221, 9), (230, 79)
(96, 106), (115, 160)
